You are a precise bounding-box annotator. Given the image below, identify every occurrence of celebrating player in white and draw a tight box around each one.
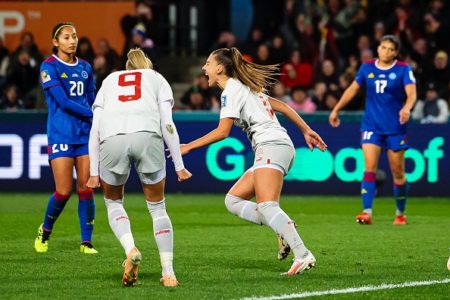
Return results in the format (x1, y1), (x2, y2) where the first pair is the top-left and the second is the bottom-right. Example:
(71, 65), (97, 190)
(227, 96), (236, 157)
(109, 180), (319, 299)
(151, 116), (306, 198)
(87, 48), (191, 287)
(180, 47), (327, 275)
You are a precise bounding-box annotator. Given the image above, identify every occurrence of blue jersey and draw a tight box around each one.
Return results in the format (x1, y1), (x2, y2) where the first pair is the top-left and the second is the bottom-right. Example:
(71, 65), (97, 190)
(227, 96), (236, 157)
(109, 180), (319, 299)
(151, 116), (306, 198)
(40, 55), (95, 144)
(355, 59), (415, 134)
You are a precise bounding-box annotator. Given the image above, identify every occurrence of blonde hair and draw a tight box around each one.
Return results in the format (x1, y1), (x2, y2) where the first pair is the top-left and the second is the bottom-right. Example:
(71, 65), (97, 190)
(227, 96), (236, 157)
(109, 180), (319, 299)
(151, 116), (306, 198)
(211, 47), (279, 93)
(125, 48), (153, 70)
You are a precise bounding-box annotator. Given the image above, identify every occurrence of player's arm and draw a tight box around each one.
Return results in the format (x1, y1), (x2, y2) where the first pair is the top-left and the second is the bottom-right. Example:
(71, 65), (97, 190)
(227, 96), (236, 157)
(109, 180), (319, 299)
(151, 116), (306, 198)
(181, 118), (234, 155)
(269, 96), (327, 151)
(329, 80), (360, 127)
(399, 83), (417, 124)
(159, 100), (192, 182)
(86, 106), (102, 188)
(48, 85), (93, 118)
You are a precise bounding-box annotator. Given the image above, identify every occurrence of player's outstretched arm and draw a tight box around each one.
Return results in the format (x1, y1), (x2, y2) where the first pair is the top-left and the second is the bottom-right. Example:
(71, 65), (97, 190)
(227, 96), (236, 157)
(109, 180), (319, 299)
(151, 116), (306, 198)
(268, 97), (327, 151)
(399, 83), (417, 124)
(86, 106), (102, 189)
(329, 80), (360, 127)
(180, 118), (234, 155)
(48, 85), (93, 118)
(159, 100), (192, 182)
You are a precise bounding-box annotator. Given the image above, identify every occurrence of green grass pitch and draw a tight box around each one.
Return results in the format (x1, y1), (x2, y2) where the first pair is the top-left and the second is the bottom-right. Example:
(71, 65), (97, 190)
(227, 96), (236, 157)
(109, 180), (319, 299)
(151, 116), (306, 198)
(0, 193), (449, 299)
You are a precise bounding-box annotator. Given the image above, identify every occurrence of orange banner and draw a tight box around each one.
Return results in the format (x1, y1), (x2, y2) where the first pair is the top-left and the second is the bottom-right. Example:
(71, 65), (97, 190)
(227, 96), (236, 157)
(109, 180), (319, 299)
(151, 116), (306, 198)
(0, 1), (135, 56)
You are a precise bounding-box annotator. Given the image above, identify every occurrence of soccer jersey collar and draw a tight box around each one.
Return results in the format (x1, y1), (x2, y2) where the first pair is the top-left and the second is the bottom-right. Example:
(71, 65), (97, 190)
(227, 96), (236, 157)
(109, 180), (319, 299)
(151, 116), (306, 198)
(52, 54), (79, 66)
(375, 59), (397, 71)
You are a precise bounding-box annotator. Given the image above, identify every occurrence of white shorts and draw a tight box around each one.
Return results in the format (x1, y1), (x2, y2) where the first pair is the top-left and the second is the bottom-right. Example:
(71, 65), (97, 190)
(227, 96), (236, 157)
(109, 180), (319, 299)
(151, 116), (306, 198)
(99, 131), (166, 185)
(251, 143), (295, 175)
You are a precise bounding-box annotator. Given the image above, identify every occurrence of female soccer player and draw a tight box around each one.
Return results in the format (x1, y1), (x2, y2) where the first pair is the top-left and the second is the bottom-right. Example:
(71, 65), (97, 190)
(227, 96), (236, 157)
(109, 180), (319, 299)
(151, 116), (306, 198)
(329, 35), (417, 225)
(34, 22), (97, 254)
(86, 48), (191, 287)
(180, 47), (327, 276)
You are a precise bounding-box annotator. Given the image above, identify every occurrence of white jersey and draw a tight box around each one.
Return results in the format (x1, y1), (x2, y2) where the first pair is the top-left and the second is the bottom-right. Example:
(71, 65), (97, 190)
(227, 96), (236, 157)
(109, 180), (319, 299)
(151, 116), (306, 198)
(93, 69), (173, 141)
(220, 78), (292, 149)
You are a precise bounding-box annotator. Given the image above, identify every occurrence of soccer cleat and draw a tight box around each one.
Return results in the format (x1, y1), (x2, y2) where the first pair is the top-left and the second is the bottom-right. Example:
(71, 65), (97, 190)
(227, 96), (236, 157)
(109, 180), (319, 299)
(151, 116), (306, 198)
(80, 242), (98, 254)
(34, 224), (49, 253)
(286, 251), (316, 276)
(122, 247), (142, 287)
(160, 275), (179, 287)
(447, 256), (450, 271)
(277, 234), (291, 261)
(393, 215), (407, 225)
(355, 212), (372, 225)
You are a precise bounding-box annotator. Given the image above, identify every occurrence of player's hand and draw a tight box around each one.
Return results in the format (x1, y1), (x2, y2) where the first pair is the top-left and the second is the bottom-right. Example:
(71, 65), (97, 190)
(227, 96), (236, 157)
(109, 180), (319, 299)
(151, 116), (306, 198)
(176, 168), (192, 182)
(399, 106), (411, 124)
(86, 176), (100, 188)
(180, 144), (191, 156)
(329, 111), (340, 127)
(303, 129), (327, 151)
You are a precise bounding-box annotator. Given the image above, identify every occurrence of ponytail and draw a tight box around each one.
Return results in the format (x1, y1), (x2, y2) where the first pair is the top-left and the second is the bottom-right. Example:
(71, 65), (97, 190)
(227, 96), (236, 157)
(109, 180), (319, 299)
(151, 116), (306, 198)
(212, 47), (279, 93)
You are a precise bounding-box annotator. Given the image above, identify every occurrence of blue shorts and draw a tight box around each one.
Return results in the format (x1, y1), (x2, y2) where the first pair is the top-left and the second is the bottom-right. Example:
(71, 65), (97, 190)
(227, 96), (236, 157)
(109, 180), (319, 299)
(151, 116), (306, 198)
(47, 143), (89, 161)
(360, 131), (409, 152)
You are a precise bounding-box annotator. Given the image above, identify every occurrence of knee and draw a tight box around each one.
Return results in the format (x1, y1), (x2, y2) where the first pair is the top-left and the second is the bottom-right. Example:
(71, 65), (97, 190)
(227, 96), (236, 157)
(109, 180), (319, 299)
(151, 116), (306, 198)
(225, 194), (241, 214)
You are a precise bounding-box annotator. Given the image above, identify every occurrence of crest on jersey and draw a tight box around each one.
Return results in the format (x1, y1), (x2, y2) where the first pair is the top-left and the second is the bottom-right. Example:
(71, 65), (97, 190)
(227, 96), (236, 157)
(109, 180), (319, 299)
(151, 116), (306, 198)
(81, 71), (88, 79)
(388, 72), (397, 80)
(368, 73), (374, 78)
(221, 95), (227, 107)
(61, 72), (68, 78)
(166, 124), (174, 134)
(40, 70), (51, 83)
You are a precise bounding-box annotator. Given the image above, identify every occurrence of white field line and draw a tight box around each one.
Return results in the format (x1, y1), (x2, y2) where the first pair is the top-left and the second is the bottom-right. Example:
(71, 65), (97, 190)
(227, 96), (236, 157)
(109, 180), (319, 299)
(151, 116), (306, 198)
(240, 278), (450, 300)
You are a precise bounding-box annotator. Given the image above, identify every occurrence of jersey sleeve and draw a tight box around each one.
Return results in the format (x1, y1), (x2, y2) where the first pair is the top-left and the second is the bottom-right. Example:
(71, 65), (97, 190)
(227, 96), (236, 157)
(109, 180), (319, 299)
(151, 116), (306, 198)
(219, 81), (240, 119)
(93, 85), (105, 110)
(157, 75), (174, 107)
(86, 63), (96, 94)
(402, 65), (416, 86)
(40, 62), (61, 90)
(354, 64), (366, 87)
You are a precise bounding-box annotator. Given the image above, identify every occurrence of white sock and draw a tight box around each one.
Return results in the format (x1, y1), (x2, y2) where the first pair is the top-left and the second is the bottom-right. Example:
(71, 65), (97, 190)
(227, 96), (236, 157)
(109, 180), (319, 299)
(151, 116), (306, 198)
(257, 201), (308, 259)
(147, 199), (174, 276)
(225, 194), (265, 225)
(104, 198), (135, 255)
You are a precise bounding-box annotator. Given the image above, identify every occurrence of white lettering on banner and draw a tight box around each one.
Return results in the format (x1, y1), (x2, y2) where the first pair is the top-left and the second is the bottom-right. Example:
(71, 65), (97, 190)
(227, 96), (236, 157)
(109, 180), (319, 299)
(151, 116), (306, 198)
(29, 134), (49, 179)
(0, 11), (25, 40)
(0, 134), (23, 179)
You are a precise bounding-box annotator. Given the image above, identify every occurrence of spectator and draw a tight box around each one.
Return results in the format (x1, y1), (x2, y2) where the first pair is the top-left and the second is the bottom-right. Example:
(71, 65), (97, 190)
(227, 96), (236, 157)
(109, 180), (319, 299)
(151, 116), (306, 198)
(211, 31), (237, 53)
(280, 49), (313, 89)
(311, 81), (328, 110)
(253, 44), (273, 65)
(270, 81), (291, 103)
(287, 86), (316, 113)
(423, 50), (450, 96)
(269, 34), (289, 64)
(412, 82), (448, 124)
(0, 84), (24, 112)
(314, 59), (339, 92)
(6, 49), (39, 108)
(77, 37), (95, 66)
(9, 32), (43, 71)
(130, 24), (156, 63)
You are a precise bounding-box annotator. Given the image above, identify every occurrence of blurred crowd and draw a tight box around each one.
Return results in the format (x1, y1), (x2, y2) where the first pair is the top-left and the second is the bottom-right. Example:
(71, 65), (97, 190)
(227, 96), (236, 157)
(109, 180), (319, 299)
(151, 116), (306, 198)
(0, 0), (449, 123)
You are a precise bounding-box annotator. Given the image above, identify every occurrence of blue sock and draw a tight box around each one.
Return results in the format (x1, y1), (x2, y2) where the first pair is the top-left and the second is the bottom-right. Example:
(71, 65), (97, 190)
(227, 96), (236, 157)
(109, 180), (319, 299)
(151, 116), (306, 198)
(361, 172), (376, 211)
(394, 182), (408, 215)
(43, 192), (70, 231)
(78, 190), (96, 243)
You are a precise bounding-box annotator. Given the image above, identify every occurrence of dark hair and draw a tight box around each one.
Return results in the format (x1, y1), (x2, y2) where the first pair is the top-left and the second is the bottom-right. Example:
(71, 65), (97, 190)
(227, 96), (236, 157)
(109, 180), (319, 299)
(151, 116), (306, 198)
(51, 22), (75, 54)
(380, 35), (400, 51)
(211, 47), (279, 93)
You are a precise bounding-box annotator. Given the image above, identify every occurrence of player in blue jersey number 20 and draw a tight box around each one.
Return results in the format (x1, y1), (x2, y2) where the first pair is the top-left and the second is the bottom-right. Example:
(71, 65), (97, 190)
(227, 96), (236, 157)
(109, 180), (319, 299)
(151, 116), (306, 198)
(329, 35), (417, 225)
(34, 22), (97, 254)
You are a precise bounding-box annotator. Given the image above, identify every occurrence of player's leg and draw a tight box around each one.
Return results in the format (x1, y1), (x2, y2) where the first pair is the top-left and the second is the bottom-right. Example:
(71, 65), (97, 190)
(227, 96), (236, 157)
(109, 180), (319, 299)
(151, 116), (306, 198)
(254, 167), (315, 275)
(74, 151), (97, 254)
(141, 171), (178, 287)
(387, 149), (408, 224)
(357, 142), (382, 224)
(35, 156), (73, 253)
(226, 169), (266, 224)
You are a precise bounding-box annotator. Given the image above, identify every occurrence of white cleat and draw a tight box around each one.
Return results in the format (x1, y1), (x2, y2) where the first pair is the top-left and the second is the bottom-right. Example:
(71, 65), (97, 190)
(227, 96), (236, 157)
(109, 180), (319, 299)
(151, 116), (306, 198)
(285, 251), (316, 276)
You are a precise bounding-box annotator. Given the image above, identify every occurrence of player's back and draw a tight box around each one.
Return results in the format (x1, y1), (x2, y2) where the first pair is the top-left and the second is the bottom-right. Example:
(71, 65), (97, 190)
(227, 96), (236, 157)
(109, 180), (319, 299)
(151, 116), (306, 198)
(96, 69), (167, 141)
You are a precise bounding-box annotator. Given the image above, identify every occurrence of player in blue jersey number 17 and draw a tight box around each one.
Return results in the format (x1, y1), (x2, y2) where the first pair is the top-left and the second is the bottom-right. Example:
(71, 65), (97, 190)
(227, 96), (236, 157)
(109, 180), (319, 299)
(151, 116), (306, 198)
(34, 22), (97, 254)
(329, 35), (417, 225)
